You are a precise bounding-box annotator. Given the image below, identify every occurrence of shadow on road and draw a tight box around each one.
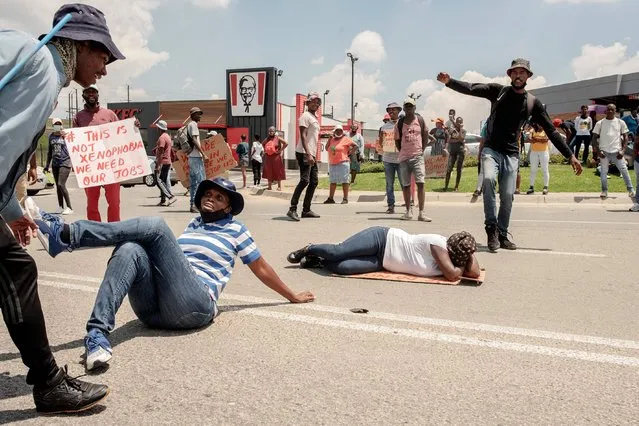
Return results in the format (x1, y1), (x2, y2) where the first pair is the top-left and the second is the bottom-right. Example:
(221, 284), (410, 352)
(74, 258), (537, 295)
(0, 373), (30, 401)
(219, 302), (289, 313)
(0, 404), (107, 424)
(476, 243), (552, 253)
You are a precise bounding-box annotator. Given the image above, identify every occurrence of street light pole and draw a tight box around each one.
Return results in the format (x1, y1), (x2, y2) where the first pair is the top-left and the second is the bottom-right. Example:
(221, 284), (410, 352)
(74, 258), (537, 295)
(323, 89), (329, 112)
(346, 52), (358, 122)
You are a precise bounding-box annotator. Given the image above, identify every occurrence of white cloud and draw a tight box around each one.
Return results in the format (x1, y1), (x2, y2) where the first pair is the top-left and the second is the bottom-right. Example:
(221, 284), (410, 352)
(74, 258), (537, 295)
(571, 42), (639, 80)
(409, 71), (548, 133)
(211, 93), (222, 99)
(311, 56), (325, 65)
(0, 0), (169, 117)
(190, 0), (231, 8)
(405, 79), (438, 99)
(181, 77), (194, 90)
(307, 31), (386, 125)
(543, 0), (619, 3)
(347, 31), (386, 63)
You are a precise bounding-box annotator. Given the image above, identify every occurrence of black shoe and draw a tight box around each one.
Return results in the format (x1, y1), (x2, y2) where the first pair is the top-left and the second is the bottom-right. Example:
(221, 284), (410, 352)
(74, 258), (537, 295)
(386, 206), (395, 214)
(33, 366), (109, 414)
(341, 199), (348, 204)
(485, 225), (499, 252)
(472, 190), (481, 198)
(526, 187), (534, 195)
(287, 245), (310, 264)
(300, 255), (323, 269)
(499, 233), (517, 250)
(301, 210), (320, 218)
(287, 209), (300, 222)
(323, 198), (335, 204)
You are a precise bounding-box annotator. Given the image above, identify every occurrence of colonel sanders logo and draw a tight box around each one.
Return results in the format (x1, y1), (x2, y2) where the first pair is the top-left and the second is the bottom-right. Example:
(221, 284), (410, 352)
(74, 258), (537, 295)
(229, 71), (267, 117)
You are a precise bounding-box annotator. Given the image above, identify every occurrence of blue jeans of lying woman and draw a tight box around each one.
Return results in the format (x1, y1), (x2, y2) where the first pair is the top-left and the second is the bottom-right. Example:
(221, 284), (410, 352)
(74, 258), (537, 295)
(306, 226), (389, 274)
(69, 217), (216, 335)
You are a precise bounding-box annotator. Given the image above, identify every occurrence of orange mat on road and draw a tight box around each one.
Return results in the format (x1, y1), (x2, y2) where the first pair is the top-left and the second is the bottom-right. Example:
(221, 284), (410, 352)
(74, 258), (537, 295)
(332, 269), (485, 286)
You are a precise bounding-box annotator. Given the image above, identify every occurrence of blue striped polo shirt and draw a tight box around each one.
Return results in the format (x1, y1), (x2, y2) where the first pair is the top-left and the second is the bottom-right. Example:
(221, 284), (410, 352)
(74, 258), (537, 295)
(177, 215), (261, 302)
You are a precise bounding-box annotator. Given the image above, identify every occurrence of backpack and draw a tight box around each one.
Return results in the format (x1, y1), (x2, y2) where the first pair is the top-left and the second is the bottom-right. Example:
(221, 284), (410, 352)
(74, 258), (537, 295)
(173, 122), (194, 155)
(486, 86), (536, 141)
(396, 113), (426, 141)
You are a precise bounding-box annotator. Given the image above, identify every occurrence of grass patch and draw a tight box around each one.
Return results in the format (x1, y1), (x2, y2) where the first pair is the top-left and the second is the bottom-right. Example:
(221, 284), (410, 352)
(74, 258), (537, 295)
(319, 164), (635, 193)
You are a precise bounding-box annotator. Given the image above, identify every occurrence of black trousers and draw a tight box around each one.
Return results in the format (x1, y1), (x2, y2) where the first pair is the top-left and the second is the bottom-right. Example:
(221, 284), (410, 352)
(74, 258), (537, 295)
(251, 159), (262, 185)
(52, 165), (72, 209)
(0, 217), (58, 386)
(290, 152), (318, 212)
(156, 164), (174, 203)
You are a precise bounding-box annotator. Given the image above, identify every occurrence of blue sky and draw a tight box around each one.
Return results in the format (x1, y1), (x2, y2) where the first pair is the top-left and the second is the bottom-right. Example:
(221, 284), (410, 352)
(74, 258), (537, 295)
(4, 0), (639, 131)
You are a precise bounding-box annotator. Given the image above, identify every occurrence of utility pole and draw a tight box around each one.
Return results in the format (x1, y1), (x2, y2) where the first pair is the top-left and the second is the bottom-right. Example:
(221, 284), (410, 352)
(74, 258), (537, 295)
(75, 88), (79, 116)
(68, 92), (72, 125)
(127, 84), (130, 103)
(346, 52), (358, 121)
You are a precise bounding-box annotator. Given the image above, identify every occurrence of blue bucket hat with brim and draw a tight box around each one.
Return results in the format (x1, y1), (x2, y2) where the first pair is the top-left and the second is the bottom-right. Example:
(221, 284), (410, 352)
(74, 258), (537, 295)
(195, 177), (244, 216)
(40, 3), (125, 64)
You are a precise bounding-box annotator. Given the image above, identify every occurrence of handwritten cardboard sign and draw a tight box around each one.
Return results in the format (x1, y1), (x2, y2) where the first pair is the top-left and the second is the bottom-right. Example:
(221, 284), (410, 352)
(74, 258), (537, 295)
(424, 154), (448, 179)
(65, 118), (151, 188)
(173, 134), (238, 188)
(381, 129), (397, 153)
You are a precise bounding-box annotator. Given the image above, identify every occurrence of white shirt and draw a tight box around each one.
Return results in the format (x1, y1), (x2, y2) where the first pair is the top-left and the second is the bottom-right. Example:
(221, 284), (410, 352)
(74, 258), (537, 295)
(382, 229), (447, 277)
(574, 115), (593, 136)
(251, 141), (264, 162)
(297, 111), (320, 156)
(593, 118), (628, 153)
(187, 121), (201, 158)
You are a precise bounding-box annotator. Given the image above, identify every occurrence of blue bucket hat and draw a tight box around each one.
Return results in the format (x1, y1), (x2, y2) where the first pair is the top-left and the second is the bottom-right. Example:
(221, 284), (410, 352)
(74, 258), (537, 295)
(41, 3), (125, 64)
(195, 177), (244, 216)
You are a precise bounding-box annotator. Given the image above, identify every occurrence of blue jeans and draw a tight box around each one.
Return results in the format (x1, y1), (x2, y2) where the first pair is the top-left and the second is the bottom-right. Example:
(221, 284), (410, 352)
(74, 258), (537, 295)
(307, 226), (389, 274)
(383, 162), (403, 207)
(481, 147), (519, 235)
(69, 217), (216, 335)
(635, 160), (639, 203)
(599, 152), (633, 192)
(189, 156), (205, 206)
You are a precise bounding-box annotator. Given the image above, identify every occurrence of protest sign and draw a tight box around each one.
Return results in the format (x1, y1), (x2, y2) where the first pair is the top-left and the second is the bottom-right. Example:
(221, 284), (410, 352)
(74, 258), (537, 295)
(173, 134), (238, 188)
(381, 129), (397, 153)
(65, 118), (151, 188)
(425, 154), (448, 179)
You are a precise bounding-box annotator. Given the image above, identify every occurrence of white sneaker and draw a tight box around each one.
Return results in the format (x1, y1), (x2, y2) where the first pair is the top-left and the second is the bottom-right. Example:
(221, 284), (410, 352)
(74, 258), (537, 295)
(417, 211), (432, 222)
(630, 203), (639, 212)
(400, 209), (413, 221)
(61, 207), (74, 215)
(54, 206), (64, 214)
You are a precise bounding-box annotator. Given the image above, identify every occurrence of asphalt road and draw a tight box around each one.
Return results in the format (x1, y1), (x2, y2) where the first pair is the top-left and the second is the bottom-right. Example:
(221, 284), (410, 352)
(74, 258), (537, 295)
(1, 178), (638, 424)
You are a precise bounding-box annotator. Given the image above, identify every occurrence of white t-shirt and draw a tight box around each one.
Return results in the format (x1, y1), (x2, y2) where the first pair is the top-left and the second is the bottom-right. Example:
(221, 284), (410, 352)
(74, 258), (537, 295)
(187, 121), (201, 158)
(574, 116), (593, 136)
(251, 141), (264, 162)
(382, 229), (447, 277)
(297, 111), (320, 157)
(593, 118), (628, 153)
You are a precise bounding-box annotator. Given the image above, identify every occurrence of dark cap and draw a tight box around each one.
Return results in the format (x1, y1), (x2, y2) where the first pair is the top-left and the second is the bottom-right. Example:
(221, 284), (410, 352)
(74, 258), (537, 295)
(42, 4), (125, 64)
(195, 177), (244, 216)
(507, 58), (533, 76)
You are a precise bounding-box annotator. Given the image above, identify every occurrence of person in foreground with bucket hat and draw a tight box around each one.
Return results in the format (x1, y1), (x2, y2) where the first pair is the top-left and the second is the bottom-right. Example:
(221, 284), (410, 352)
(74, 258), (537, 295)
(153, 120), (177, 206)
(0, 2), (125, 414)
(32, 177), (315, 372)
(437, 58), (582, 252)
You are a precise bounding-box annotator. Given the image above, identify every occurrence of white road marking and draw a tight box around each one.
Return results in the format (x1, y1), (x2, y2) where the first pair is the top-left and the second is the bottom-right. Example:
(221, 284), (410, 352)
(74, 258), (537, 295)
(39, 273), (639, 351)
(512, 219), (639, 226)
(499, 249), (606, 258)
(40, 271), (101, 283)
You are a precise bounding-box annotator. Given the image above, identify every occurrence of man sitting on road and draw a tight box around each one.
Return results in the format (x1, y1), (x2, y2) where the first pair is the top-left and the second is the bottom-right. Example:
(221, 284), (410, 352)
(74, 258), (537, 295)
(33, 178), (315, 371)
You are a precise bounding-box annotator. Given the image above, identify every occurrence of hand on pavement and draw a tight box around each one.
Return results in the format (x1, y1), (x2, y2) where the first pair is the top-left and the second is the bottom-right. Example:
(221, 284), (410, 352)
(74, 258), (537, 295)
(289, 291), (315, 304)
(8, 214), (38, 247)
(437, 72), (451, 85)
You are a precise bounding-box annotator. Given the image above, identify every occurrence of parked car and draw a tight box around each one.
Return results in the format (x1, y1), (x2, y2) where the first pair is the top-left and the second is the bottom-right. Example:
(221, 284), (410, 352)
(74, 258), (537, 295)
(26, 167), (54, 196)
(424, 133), (482, 157)
(121, 156), (178, 188)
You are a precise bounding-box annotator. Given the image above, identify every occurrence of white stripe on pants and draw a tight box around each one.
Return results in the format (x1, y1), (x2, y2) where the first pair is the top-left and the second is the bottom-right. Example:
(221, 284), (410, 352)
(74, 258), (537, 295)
(529, 150), (550, 187)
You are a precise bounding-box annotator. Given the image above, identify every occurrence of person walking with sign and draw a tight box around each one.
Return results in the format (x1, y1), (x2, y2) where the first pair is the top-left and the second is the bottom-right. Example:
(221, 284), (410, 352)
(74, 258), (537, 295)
(437, 58), (582, 252)
(0, 3), (124, 413)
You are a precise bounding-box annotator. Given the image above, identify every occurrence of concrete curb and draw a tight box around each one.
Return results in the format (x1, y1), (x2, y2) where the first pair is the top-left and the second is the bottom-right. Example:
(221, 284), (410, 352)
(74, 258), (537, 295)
(248, 187), (636, 205)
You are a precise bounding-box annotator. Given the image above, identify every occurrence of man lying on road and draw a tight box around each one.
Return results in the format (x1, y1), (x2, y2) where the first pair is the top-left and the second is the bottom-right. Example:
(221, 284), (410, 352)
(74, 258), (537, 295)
(33, 177), (315, 371)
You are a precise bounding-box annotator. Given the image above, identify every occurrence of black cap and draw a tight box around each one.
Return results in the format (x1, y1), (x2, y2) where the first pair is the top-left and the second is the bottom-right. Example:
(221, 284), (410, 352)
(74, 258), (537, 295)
(41, 3), (125, 64)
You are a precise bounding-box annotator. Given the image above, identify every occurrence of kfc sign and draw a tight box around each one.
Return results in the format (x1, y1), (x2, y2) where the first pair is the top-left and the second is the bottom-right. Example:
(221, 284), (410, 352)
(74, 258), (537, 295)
(113, 108), (141, 120)
(229, 71), (266, 117)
